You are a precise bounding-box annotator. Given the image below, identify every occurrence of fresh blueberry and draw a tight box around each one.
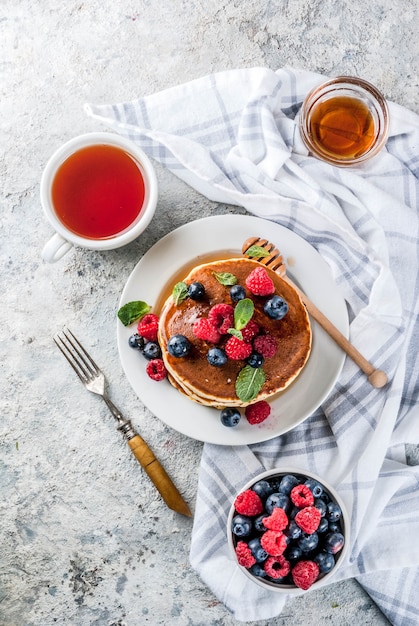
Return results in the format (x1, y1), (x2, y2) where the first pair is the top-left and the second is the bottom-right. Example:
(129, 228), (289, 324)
(319, 490), (331, 503)
(298, 532), (319, 553)
(167, 334), (191, 358)
(314, 551), (335, 573)
(249, 563), (267, 578)
(246, 352), (264, 368)
(230, 284), (246, 302)
(314, 498), (328, 517)
(317, 517), (329, 534)
(326, 501), (342, 523)
(128, 333), (145, 350)
(277, 493), (291, 512)
(289, 506), (299, 520)
(328, 522), (341, 533)
(207, 347), (227, 367)
(284, 519), (301, 540)
(231, 514), (252, 537)
(248, 537), (268, 563)
(286, 545), (303, 562)
(323, 532), (345, 555)
(265, 492), (290, 514)
(252, 480), (273, 500)
(305, 478), (323, 498)
(267, 477), (282, 492)
(220, 408), (241, 427)
(278, 474), (300, 495)
(267, 574), (289, 584)
(128, 334), (137, 348)
(254, 514), (268, 532)
(264, 295), (289, 320)
(143, 342), (162, 360)
(188, 281), (205, 300)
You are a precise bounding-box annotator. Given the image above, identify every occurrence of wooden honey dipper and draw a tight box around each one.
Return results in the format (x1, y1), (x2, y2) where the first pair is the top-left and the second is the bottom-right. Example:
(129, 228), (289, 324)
(242, 237), (388, 389)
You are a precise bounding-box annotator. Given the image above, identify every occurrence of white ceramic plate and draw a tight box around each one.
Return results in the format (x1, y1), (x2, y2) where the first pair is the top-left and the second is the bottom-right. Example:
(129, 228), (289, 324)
(117, 215), (348, 445)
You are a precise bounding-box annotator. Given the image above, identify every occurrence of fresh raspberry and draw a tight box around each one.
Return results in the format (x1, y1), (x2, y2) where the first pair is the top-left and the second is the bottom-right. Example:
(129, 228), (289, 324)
(192, 318), (221, 343)
(253, 334), (278, 358)
(145, 359), (167, 381)
(263, 507), (288, 531)
(241, 319), (260, 343)
(208, 303), (234, 334)
(291, 560), (320, 590)
(235, 541), (256, 568)
(260, 530), (287, 557)
(295, 506), (322, 534)
(234, 489), (263, 516)
(245, 267), (275, 296)
(290, 484), (315, 508)
(137, 313), (159, 342)
(225, 336), (253, 360)
(264, 555), (291, 579)
(245, 401), (271, 425)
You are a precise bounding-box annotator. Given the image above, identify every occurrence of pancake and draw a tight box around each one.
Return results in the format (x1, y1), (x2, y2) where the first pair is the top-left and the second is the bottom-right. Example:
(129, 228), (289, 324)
(158, 258), (311, 407)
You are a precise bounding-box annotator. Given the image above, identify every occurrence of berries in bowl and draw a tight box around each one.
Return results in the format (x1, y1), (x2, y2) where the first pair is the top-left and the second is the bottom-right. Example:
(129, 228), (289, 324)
(227, 468), (349, 593)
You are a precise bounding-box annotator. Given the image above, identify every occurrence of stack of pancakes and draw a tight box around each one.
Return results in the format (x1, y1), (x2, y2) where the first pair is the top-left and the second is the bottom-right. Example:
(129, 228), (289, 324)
(158, 258), (311, 408)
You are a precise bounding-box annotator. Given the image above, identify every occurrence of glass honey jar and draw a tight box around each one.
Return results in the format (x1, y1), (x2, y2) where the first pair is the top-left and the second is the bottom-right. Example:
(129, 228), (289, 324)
(299, 76), (389, 166)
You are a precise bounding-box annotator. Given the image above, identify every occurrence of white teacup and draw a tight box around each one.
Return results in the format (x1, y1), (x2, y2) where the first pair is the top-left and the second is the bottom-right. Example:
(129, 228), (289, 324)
(41, 132), (158, 263)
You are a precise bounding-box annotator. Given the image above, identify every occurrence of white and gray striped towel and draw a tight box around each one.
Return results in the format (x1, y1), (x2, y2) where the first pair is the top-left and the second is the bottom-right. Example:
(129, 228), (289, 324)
(85, 67), (419, 625)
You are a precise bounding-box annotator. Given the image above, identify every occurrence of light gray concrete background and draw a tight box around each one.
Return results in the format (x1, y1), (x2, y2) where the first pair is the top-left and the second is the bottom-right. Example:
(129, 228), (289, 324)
(1, 2), (418, 625)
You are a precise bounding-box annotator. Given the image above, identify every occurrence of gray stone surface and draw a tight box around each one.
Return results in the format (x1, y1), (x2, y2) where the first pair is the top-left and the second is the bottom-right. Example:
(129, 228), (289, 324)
(1, 2), (418, 625)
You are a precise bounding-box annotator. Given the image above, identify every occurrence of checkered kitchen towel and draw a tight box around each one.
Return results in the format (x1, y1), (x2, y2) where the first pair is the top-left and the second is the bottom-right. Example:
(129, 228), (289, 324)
(85, 67), (419, 624)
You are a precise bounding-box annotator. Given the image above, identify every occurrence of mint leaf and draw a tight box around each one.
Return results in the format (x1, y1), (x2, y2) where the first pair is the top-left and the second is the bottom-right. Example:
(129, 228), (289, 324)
(246, 245), (270, 258)
(117, 301), (151, 326)
(172, 281), (189, 305)
(236, 365), (265, 402)
(213, 271), (237, 286)
(234, 298), (254, 330)
(227, 328), (243, 340)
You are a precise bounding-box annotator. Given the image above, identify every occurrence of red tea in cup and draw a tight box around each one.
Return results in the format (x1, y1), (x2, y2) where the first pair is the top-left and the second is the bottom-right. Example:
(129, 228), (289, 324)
(41, 133), (158, 263)
(51, 144), (146, 239)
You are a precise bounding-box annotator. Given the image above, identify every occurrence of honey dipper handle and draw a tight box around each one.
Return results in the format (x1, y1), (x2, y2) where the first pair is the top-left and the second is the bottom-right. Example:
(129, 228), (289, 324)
(128, 435), (192, 517)
(284, 277), (388, 388)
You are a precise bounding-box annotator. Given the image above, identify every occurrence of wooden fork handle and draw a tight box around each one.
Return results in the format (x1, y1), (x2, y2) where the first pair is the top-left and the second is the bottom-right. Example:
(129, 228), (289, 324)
(128, 435), (192, 517)
(283, 275), (388, 388)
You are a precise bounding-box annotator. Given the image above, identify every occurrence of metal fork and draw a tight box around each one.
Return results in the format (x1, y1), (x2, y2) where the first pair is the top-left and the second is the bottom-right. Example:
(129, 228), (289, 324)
(54, 328), (191, 517)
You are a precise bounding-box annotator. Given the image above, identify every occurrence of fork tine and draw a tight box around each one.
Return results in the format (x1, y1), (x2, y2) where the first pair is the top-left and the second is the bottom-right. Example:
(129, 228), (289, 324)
(54, 328), (99, 383)
(65, 328), (100, 375)
(54, 333), (88, 383)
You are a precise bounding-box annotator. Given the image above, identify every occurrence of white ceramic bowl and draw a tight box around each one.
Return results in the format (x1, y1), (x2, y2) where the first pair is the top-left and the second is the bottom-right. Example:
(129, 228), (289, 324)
(227, 467), (349, 594)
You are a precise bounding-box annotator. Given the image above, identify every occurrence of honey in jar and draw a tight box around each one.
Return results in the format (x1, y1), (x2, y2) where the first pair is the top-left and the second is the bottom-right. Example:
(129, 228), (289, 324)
(309, 96), (375, 160)
(299, 77), (389, 166)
